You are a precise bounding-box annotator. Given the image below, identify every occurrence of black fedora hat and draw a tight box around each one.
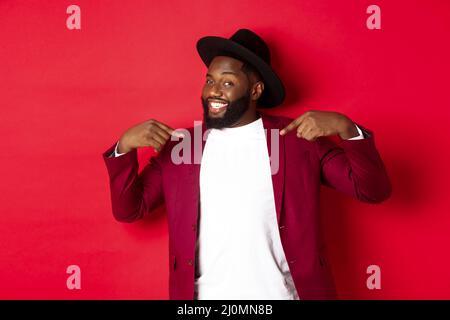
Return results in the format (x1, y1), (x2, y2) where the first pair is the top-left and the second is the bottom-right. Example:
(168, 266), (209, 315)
(196, 28), (285, 108)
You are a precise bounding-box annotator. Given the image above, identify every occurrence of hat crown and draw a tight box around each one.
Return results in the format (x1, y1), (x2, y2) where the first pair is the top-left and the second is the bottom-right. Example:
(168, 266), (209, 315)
(230, 29), (271, 65)
(196, 28), (285, 108)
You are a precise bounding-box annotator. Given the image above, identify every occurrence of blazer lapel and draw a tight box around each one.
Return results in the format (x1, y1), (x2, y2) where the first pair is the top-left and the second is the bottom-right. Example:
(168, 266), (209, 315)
(261, 113), (285, 225)
(187, 121), (208, 220)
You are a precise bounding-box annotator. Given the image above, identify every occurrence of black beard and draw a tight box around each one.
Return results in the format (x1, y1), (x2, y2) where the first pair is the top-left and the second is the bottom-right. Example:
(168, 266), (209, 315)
(201, 92), (251, 129)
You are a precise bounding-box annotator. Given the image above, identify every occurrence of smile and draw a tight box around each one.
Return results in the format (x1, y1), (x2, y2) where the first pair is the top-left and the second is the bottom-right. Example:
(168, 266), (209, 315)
(208, 100), (229, 114)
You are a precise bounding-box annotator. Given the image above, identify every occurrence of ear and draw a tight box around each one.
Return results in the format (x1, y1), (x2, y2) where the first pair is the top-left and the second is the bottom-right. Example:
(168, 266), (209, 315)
(251, 81), (264, 101)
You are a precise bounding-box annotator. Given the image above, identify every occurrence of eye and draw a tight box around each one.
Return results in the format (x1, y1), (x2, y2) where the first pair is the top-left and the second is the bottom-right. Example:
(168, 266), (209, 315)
(206, 79), (213, 85)
(224, 81), (234, 87)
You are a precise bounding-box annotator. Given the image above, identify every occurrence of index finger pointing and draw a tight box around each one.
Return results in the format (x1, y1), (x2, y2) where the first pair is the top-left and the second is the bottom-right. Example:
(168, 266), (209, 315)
(280, 119), (301, 135)
(153, 121), (184, 138)
(280, 113), (309, 135)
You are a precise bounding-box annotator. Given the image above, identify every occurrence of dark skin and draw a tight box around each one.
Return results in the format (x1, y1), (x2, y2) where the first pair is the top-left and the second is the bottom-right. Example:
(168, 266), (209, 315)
(202, 55), (264, 127)
(117, 56), (359, 154)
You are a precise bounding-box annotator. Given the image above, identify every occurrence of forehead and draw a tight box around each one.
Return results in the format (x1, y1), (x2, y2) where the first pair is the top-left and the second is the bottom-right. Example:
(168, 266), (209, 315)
(207, 55), (244, 74)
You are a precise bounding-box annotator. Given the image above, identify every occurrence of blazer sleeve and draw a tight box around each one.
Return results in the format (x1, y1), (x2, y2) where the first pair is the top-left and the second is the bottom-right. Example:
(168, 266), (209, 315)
(102, 143), (165, 222)
(314, 124), (392, 203)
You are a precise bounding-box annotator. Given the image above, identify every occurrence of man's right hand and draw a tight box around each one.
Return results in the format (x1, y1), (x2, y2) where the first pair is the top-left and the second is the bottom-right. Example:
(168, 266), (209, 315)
(117, 119), (184, 154)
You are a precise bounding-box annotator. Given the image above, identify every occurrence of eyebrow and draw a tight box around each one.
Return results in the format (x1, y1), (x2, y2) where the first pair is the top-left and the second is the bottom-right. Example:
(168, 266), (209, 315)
(206, 71), (239, 77)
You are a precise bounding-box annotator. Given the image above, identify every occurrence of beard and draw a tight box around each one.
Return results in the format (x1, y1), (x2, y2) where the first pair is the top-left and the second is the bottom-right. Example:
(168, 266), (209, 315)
(202, 91), (251, 129)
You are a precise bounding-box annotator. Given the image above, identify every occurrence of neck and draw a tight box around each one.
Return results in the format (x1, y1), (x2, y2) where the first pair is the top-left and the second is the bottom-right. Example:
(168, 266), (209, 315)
(229, 105), (259, 128)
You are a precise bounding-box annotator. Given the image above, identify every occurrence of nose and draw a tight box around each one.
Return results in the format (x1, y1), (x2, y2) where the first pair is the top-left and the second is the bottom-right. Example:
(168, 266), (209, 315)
(209, 83), (223, 98)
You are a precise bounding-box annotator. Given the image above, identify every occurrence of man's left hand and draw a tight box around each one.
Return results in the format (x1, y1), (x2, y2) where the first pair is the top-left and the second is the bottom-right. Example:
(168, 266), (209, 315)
(279, 110), (359, 141)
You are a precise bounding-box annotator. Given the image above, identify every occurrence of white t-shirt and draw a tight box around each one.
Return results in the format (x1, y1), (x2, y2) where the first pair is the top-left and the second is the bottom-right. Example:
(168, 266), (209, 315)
(194, 117), (299, 300)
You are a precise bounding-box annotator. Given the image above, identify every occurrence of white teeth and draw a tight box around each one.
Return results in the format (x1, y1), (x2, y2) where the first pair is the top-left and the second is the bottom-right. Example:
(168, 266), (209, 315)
(210, 101), (228, 109)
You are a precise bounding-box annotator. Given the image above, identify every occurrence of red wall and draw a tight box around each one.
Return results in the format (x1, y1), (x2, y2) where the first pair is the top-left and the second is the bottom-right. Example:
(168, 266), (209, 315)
(1, 0), (449, 299)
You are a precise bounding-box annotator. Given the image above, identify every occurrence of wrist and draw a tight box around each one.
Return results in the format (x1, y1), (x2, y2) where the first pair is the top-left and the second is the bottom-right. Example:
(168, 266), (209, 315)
(337, 117), (358, 139)
(117, 138), (133, 154)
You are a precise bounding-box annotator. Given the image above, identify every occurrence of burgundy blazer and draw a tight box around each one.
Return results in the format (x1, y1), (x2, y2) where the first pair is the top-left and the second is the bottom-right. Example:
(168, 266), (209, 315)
(102, 113), (391, 300)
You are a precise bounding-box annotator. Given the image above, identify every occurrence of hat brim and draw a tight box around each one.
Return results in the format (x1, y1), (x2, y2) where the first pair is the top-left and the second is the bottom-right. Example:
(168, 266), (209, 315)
(196, 36), (285, 108)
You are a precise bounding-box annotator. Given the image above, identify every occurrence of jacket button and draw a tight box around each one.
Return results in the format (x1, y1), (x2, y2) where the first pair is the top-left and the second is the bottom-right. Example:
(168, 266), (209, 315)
(289, 259), (296, 264)
(191, 224), (196, 232)
(279, 225), (286, 230)
(187, 259), (193, 266)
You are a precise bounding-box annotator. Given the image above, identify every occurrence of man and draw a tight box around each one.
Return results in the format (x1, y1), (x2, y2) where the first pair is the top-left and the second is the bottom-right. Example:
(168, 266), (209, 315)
(102, 29), (391, 300)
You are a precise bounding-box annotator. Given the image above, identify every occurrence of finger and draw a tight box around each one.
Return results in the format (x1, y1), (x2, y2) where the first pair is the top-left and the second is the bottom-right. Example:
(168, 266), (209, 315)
(280, 118), (302, 135)
(148, 128), (168, 146)
(153, 121), (184, 138)
(296, 121), (309, 138)
(150, 125), (171, 141)
(280, 112), (311, 135)
(296, 111), (309, 123)
(302, 127), (318, 141)
(172, 129), (186, 139)
(152, 120), (173, 135)
(146, 137), (163, 152)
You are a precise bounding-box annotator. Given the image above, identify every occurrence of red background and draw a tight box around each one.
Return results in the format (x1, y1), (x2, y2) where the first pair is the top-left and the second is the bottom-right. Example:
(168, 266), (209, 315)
(1, 0), (449, 299)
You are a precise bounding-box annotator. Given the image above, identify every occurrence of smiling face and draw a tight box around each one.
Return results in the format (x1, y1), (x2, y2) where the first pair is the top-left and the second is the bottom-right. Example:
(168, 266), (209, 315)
(201, 55), (264, 129)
